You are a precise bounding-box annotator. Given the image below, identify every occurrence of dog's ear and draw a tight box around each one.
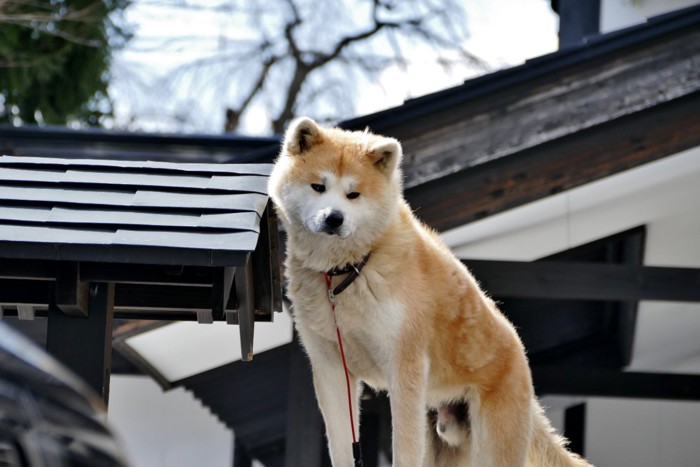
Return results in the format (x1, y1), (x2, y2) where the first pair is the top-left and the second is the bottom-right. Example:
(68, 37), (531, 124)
(283, 117), (322, 155)
(368, 138), (402, 176)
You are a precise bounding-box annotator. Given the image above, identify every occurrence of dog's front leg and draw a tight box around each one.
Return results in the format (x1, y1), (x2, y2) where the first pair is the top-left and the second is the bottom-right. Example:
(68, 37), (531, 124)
(389, 353), (428, 467)
(468, 351), (533, 467)
(302, 330), (362, 467)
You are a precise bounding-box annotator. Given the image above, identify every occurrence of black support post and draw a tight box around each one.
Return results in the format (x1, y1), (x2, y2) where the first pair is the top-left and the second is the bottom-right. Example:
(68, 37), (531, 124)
(564, 403), (586, 458)
(212, 266), (235, 323)
(555, 0), (601, 48)
(233, 442), (252, 467)
(284, 335), (324, 467)
(47, 282), (115, 405)
(235, 255), (256, 361)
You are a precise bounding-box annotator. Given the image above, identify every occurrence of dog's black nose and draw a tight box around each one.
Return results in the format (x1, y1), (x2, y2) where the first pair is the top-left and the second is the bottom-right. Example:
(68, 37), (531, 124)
(325, 210), (344, 229)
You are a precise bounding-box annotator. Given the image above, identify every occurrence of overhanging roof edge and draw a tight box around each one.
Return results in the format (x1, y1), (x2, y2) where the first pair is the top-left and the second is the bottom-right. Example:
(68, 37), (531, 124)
(339, 3), (700, 133)
(0, 241), (251, 267)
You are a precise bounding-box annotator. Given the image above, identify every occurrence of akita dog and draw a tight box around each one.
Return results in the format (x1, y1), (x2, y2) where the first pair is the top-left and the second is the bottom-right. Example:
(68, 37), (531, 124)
(268, 117), (592, 467)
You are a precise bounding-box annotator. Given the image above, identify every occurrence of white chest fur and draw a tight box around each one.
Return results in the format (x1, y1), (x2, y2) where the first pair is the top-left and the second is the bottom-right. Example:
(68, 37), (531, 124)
(289, 266), (404, 389)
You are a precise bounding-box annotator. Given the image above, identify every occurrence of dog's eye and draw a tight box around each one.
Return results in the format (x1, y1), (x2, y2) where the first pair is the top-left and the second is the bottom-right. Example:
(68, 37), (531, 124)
(310, 183), (326, 193)
(347, 192), (360, 200)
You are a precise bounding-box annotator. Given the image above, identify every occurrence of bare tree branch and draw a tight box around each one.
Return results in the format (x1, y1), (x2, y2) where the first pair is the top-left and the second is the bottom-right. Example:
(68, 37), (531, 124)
(117, 0), (482, 134)
(0, 1), (108, 48)
(282, 0), (303, 60)
(225, 56), (278, 131)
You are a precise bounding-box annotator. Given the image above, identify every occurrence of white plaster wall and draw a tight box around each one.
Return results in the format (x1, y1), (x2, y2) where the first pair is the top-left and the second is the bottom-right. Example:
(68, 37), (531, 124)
(108, 375), (232, 467)
(586, 398), (700, 467)
(600, 0), (700, 33)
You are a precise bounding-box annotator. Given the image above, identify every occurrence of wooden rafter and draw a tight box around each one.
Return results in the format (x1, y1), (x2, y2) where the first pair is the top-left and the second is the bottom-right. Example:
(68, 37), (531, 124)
(405, 91), (700, 231)
(464, 259), (700, 302)
(533, 368), (700, 401)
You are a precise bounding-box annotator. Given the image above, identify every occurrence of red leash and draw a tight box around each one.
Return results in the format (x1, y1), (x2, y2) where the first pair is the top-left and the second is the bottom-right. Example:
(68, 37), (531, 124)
(324, 272), (363, 466)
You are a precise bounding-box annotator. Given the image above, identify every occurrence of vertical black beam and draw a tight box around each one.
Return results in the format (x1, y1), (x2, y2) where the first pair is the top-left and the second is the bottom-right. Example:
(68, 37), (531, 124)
(564, 403), (586, 457)
(284, 335), (324, 467)
(233, 442), (252, 467)
(47, 282), (115, 405)
(252, 203), (283, 322)
(555, 0), (601, 48)
(212, 266), (235, 323)
(55, 261), (89, 317)
(235, 255), (255, 361)
(617, 227), (646, 366)
(359, 409), (380, 467)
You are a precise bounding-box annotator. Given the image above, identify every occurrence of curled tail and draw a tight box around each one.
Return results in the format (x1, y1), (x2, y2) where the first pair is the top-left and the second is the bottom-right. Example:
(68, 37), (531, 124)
(528, 400), (594, 467)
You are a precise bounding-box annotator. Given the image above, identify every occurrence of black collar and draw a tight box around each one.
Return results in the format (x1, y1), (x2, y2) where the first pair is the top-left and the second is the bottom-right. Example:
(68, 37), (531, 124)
(325, 252), (371, 296)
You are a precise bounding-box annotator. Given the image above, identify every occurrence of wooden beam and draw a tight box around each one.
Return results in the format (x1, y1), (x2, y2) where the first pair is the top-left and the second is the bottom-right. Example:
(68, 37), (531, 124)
(80, 262), (214, 286)
(556, 0), (600, 48)
(0, 279), (231, 312)
(235, 255), (256, 361)
(233, 443), (252, 467)
(252, 202), (283, 322)
(0, 282), (237, 322)
(533, 367), (700, 401)
(0, 257), (55, 280)
(55, 261), (88, 317)
(116, 283), (222, 312)
(564, 403), (587, 458)
(359, 393), (392, 467)
(463, 259), (700, 302)
(267, 205), (283, 317)
(399, 26), (700, 189)
(614, 228), (646, 367)
(284, 335), (324, 467)
(46, 282), (115, 404)
(406, 91), (700, 231)
(211, 267), (235, 323)
(0, 279), (48, 308)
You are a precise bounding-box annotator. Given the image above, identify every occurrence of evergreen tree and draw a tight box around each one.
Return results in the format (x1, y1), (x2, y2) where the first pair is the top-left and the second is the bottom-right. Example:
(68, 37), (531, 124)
(0, 0), (130, 126)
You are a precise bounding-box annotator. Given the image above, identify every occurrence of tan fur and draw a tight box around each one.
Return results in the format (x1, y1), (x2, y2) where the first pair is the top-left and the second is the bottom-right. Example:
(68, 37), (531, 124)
(269, 118), (593, 467)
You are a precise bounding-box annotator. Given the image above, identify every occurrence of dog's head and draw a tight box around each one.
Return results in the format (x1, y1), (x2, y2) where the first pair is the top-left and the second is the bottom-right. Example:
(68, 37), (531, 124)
(268, 117), (403, 247)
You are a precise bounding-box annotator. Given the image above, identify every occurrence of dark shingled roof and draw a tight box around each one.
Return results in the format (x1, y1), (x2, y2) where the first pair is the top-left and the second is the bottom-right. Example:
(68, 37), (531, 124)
(0, 125), (279, 164)
(0, 153), (282, 375)
(0, 155), (272, 267)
